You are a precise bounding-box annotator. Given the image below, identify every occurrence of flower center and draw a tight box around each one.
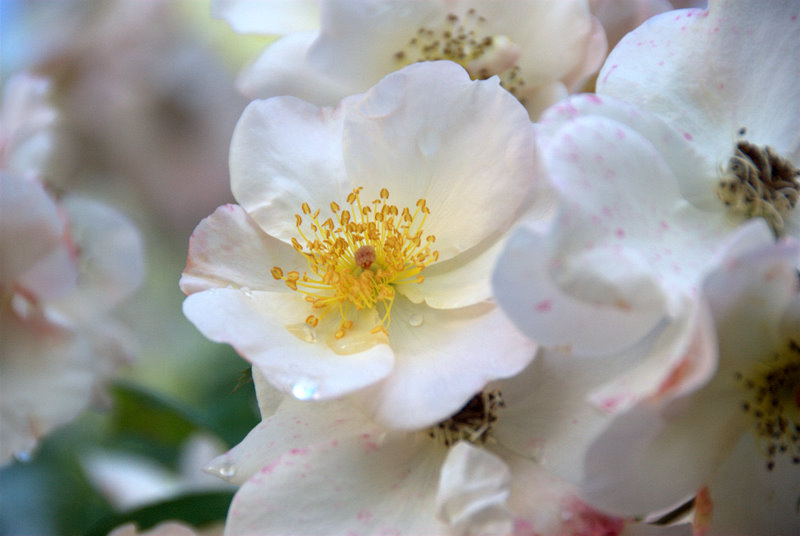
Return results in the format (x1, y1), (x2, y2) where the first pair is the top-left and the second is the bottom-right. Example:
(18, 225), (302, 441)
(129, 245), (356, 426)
(716, 140), (800, 236)
(426, 390), (505, 447)
(392, 10), (526, 104)
(734, 337), (800, 471)
(272, 187), (438, 339)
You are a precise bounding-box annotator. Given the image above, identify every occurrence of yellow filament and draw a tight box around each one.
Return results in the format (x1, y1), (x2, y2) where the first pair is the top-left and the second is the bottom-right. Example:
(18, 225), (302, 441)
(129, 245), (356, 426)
(273, 187), (437, 338)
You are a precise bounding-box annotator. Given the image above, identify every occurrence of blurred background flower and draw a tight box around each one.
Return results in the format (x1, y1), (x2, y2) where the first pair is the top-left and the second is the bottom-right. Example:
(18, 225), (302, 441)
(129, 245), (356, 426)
(1, 1), (270, 534)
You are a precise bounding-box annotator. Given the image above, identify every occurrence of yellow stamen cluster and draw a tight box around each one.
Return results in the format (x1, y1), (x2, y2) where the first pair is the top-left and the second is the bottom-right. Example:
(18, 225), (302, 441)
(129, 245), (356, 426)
(272, 187), (438, 339)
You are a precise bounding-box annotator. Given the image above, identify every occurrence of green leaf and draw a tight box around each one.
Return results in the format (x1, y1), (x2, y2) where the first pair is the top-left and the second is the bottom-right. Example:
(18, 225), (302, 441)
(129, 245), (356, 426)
(85, 491), (234, 536)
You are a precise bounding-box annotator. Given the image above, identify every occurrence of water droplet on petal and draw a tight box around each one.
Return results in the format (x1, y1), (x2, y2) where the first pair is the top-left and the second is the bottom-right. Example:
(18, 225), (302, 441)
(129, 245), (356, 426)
(292, 379), (319, 400)
(13, 449), (33, 463)
(240, 286), (252, 297)
(417, 130), (440, 156)
(408, 313), (423, 327)
(286, 323), (317, 343)
(329, 330), (383, 355)
(204, 458), (238, 481)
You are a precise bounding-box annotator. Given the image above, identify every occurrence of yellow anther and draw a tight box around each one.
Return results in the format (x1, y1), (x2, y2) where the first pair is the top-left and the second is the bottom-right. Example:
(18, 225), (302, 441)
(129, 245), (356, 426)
(273, 186), (438, 340)
(295, 214), (302, 227)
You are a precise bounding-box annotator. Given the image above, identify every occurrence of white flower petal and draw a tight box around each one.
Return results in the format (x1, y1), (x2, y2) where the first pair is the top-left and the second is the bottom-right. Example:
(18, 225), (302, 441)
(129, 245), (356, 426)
(182, 289), (394, 400)
(309, 0), (442, 88)
(703, 433), (800, 536)
(436, 442), (513, 536)
(229, 96), (350, 243)
(400, 237), (507, 309)
(597, 0), (800, 163)
(0, 173), (73, 293)
(355, 298), (536, 429)
(342, 61), (536, 261)
(495, 96), (776, 355)
(206, 396), (381, 486)
(493, 221), (669, 356)
(0, 312), (93, 464)
(225, 432), (446, 535)
(237, 31), (355, 105)
(500, 450), (627, 536)
(212, 0), (320, 35)
(47, 196), (143, 321)
(180, 203), (302, 295)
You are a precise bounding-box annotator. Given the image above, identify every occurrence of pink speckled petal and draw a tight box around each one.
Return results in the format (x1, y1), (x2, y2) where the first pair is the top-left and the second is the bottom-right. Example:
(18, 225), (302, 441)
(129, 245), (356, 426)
(597, 0), (800, 165)
(180, 203), (303, 295)
(494, 96), (775, 356)
(224, 422), (446, 535)
(580, 242), (800, 517)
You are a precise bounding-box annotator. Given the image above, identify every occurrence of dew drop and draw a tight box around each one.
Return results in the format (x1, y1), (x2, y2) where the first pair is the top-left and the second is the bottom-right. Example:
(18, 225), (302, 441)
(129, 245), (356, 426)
(240, 286), (253, 297)
(13, 449), (33, 463)
(286, 323), (317, 343)
(408, 313), (423, 327)
(417, 130), (440, 157)
(329, 330), (383, 355)
(292, 379), (320, 400)
(204, 458), (238, 481)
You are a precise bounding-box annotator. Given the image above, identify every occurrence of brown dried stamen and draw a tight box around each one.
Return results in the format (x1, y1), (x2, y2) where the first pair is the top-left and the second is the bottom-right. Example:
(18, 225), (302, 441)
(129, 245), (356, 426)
(717, 140), (800, 236)
(427, 390), (505, 447)
(735, 338), (800, 471)
(392, 9), (526, 104)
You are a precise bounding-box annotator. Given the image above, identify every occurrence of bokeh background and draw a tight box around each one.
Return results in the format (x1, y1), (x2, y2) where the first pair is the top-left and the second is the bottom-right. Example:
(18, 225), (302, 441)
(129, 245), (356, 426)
(1, 1), (275, 534)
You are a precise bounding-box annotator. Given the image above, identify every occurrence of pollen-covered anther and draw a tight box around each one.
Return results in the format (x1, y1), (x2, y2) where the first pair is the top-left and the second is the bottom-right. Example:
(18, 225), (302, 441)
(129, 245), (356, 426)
(427, 390), (506, 447)
(391, 9), (526, 102)
(735, 338), (800, 471)
(717, 140), (800, 236)
(272, 187), (438, 340)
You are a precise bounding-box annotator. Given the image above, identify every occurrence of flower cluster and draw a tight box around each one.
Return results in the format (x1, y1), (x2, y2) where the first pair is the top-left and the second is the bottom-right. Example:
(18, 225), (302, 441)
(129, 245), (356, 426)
(1, 74), (144, 463)
(179, 0), (799, 534)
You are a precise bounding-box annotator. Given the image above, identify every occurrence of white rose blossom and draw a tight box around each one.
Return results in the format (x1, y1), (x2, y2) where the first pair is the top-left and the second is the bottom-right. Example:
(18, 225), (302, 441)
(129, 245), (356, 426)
(181, 61), (541, 430)
(214, 0), (608, 119)
(596, 0), (800, 237)
(204, 370), (688, 535)
(577, 242), (800, 534)
(493, 92), (774, 363)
